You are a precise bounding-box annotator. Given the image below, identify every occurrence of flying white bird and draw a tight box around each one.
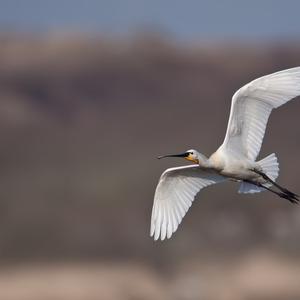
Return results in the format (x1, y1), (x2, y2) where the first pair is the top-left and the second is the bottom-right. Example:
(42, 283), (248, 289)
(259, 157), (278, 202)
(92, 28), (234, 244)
(151, 67), (300, 241)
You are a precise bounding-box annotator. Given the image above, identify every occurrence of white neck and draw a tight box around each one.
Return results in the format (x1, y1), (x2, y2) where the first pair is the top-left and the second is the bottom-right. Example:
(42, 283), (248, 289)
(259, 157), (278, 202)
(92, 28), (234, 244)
(196, 152), (210, 168)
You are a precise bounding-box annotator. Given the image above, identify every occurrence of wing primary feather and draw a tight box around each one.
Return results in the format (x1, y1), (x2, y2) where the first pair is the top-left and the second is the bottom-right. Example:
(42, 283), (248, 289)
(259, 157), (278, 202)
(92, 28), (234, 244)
(151, 165), (225, 240)
(160, 204), (167, 241)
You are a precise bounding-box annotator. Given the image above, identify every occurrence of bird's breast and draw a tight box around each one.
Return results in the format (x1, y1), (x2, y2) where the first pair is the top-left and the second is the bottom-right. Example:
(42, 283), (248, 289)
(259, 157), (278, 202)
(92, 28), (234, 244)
(208, 151), (226, 171)
(209, 149), (258, 180)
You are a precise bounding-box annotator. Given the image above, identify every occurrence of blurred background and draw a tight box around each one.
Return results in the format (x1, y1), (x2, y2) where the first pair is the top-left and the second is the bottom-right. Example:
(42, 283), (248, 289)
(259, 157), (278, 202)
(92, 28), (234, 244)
(1, 1), (300, 299)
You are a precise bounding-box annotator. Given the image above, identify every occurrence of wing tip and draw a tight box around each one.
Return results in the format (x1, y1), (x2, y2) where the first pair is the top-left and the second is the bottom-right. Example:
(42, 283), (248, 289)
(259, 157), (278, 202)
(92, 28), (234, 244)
(150, 225), (174, 241)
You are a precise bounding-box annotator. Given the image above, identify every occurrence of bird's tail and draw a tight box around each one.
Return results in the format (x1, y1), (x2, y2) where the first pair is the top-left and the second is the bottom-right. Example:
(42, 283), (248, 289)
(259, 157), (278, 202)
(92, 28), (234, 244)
(258, 153), (279, 183)
(238, 153), (279, 194)
(255, 154), (298, 204)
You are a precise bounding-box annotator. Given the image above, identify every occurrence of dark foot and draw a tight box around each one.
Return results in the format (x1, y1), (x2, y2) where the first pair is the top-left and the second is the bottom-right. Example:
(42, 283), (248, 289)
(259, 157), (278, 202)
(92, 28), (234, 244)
(280, 188), (299, 198)
(251, 168), (299, 200)
(279, 192), (299, 205)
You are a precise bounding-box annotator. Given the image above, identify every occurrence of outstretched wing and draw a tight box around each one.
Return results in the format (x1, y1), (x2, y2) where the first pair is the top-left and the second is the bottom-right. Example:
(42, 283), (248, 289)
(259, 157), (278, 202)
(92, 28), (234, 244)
(220, 67), (300, 161)
(150, 165), (225, 241)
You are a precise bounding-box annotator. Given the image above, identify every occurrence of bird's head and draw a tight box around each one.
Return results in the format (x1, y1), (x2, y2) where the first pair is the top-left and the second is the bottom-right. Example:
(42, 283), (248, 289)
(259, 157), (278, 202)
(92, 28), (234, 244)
(158, 149), (200, 164)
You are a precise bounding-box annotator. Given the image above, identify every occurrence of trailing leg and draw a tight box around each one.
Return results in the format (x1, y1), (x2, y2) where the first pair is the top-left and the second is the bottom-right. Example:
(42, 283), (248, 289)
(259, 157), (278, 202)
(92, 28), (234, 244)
(253, 169), (299, 200)
(244, 180), (299, 204)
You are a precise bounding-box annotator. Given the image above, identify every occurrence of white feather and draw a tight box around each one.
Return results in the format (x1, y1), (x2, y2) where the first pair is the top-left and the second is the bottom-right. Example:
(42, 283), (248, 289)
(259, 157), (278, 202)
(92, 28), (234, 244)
(151, 67), (300, 241)
(238, 153), (279, 194)
(150, 165), (225, 241)
(221, 67), (300, 160)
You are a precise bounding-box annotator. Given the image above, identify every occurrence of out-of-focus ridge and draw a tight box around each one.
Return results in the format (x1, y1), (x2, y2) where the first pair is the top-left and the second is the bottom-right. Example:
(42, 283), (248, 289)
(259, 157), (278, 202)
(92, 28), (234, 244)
(0, 35), (300, 265)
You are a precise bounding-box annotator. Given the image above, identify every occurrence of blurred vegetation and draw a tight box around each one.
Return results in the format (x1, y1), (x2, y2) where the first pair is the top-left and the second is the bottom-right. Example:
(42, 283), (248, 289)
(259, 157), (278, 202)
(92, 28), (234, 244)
(0, 33), (300, 299)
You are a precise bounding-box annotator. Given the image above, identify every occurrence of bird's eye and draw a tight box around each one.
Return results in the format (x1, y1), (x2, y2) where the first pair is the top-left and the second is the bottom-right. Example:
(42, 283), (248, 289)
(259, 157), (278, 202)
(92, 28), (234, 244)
(190, 152), (194, 155)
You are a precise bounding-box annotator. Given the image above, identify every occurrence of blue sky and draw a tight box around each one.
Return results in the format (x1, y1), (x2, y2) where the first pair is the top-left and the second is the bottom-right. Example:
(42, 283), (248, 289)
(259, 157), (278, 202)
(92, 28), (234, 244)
(1, 0), (300, 40)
